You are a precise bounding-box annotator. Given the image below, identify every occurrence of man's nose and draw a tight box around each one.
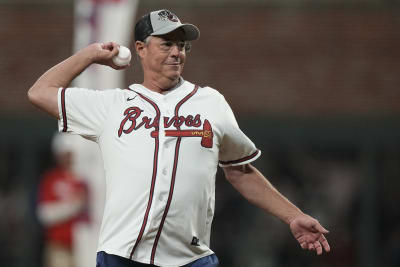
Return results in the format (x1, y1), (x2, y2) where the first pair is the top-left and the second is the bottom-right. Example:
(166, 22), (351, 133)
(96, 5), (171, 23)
(169, 44), (182, 56)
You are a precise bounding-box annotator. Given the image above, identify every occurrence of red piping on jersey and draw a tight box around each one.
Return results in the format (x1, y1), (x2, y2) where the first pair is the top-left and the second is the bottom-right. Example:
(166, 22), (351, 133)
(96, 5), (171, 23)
(129, 92), (161, 260)
(150, 85), (199, 264)
(61, 87), (68, 132)
(219, 149), (260, 165)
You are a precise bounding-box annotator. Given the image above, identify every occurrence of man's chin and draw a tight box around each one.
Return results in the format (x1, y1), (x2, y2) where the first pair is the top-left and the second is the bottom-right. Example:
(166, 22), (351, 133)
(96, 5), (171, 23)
(165, 70), (182, 81)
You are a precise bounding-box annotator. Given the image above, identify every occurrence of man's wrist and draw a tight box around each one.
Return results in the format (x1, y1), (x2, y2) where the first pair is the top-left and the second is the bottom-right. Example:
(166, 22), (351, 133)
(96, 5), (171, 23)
(285, 210), (305, 225)
(76, 45), (97, 66)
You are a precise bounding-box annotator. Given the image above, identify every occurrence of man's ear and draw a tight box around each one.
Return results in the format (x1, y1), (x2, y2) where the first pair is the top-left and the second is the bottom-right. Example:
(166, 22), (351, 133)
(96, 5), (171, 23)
(135, 41), (146, 59)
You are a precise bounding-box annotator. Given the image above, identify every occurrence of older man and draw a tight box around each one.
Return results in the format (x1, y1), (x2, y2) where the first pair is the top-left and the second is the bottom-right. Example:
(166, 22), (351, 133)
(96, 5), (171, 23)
(28, 9), (330, 267)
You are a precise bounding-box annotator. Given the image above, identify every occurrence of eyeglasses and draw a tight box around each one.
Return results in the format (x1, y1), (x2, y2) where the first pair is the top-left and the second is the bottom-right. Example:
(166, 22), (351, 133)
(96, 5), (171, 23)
(158, 40), (192, 53)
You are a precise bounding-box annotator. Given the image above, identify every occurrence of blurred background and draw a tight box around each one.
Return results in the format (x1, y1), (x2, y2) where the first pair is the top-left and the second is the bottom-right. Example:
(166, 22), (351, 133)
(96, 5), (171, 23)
(1, 0), (400, 266)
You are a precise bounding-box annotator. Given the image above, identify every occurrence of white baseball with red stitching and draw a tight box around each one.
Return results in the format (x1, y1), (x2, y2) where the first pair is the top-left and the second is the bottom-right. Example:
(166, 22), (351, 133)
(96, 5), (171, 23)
(112, 46), (131, 66)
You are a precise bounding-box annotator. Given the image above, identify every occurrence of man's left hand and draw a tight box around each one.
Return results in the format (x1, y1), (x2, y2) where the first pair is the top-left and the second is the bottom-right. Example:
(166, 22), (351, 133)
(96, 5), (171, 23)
(289, 214), (331, 255)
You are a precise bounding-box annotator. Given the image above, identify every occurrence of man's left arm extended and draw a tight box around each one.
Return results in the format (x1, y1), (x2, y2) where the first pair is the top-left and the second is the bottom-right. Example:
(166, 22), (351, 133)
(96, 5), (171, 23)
(222, 163), (331, 255)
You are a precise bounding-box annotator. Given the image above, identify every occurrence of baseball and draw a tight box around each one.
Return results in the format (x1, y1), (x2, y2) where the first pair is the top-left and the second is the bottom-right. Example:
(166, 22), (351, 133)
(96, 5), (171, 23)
(113, 46), (132, 66)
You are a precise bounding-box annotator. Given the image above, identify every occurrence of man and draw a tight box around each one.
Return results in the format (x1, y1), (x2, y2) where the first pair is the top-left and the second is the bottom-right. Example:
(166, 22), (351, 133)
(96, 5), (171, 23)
(28, 9), (330, 267)
(37, 132), (89, 267)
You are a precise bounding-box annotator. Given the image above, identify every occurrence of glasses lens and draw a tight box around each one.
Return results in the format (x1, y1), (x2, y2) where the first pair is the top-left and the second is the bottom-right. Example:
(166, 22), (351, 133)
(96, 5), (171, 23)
(185, 42), (192, 52)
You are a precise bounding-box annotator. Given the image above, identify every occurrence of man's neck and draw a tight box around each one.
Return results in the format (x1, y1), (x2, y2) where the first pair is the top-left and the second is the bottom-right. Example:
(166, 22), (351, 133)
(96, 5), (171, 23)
(142, 76), (181, 94)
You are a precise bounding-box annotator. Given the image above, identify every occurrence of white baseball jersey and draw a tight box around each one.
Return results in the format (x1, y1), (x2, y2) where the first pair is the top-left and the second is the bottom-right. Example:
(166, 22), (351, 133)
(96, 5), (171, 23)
(57, 78), (261, 267)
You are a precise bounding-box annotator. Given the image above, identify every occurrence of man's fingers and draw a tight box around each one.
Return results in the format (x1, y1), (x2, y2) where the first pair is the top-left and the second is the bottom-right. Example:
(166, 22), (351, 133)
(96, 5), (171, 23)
(312, 223), (329, 234)
(301, 240), (327, 255)
(298, 234), (321, 243)
(319, 235), (331, 252)
(102, 41), (115, 48)
(101, 42), (113, 50)
(314, 241), (322, 255)
(96, 42), (130, 70)
(110, 42), (120, 56)
(297, 236), (306, 244)
(100, 42), (120, 56)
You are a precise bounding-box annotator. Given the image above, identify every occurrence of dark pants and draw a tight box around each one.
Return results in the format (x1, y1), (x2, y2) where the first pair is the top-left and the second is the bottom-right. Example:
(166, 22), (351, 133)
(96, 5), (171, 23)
(96, 251), (219, 267)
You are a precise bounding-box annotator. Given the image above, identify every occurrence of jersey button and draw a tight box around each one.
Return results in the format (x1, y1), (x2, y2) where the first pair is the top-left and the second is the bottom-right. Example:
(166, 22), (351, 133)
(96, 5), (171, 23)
(162, 168), (167, 175)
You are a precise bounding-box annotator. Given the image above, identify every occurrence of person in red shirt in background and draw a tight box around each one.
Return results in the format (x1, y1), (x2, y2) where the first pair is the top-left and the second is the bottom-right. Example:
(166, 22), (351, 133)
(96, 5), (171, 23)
(37, 132), (89, 267)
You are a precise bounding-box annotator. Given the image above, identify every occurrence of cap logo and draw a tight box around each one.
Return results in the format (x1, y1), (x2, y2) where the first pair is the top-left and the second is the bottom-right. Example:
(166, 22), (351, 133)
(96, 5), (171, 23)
(157, 10), (179, 22)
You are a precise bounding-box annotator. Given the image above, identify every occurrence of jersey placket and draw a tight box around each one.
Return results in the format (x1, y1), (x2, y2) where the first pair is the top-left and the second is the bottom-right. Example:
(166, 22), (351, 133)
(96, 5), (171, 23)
(149, 85), (199, 264)
(149, 97), (177, 264)
(129, 85), (199, 264)
(128, 92), (163, 260)
(146, 97), (172, 236)
(132, 95), (176, 262)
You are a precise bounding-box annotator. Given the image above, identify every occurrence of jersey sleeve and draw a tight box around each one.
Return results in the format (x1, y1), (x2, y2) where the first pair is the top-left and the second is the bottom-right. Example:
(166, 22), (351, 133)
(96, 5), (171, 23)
(57, 87), (115, 141)
(218, 95), (261, 167)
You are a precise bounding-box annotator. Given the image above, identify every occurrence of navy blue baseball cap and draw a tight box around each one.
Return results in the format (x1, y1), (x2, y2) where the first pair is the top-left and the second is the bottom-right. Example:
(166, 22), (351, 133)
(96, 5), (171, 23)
(134, 9), (200, 42)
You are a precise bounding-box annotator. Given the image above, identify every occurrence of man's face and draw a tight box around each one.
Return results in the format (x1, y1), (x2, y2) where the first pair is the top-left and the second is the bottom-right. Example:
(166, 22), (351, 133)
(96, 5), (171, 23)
(137, 30), (188, 82)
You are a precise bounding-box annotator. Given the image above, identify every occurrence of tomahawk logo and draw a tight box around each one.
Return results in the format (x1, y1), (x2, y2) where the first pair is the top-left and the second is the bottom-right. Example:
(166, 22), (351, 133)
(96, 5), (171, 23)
(118, 107), (213, 148)
(157, 10), (179, 22)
